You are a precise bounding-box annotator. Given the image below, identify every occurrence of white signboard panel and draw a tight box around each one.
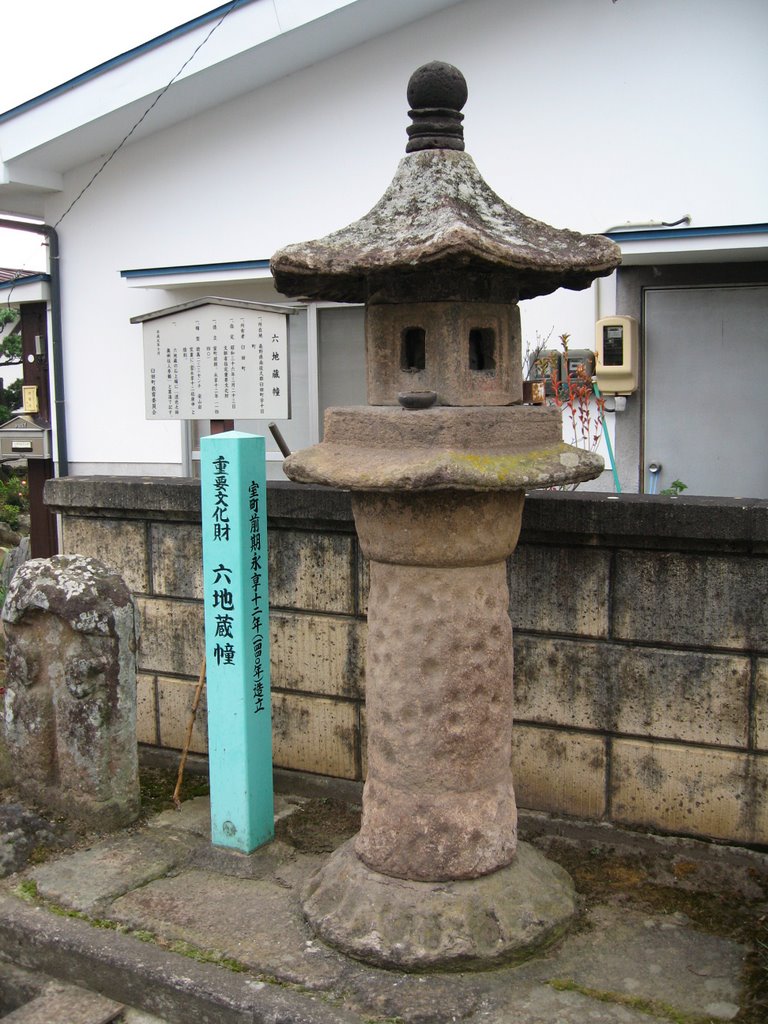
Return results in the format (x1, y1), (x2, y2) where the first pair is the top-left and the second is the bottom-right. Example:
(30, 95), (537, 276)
(141, 304), (289, 420)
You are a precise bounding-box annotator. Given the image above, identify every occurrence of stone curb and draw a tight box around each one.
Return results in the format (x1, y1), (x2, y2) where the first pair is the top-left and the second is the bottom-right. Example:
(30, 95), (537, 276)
(0, 894), (363, 1024)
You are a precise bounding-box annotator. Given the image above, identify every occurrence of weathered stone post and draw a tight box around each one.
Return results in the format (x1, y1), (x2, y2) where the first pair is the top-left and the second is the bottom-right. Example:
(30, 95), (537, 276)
(2, 555), (140, 829)
(271, 62), (620, 969)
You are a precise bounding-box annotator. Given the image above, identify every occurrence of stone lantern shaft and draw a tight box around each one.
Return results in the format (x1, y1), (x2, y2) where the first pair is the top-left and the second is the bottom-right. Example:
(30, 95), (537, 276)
(352, 487), (523, 881)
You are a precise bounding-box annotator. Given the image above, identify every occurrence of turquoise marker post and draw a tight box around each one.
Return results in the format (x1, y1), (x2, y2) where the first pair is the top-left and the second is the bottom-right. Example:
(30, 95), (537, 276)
(201, 431), (274, 851)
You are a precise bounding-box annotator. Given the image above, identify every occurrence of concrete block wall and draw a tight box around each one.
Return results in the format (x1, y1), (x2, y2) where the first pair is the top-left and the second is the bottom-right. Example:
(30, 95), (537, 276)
(45, 479), (768, 846)
(508, 493), (768, 846)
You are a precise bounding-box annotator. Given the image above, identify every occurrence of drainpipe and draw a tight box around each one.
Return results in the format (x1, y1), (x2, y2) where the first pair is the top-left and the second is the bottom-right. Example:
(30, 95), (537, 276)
(0, 217), (68, 475)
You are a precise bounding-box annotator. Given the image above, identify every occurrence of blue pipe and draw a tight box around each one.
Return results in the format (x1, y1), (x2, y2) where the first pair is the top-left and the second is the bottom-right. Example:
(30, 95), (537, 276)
(592, 381), (621, 494)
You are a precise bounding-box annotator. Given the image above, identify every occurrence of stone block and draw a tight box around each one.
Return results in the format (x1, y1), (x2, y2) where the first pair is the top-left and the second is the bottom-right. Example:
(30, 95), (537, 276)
(47, 477), (201, 519)
(30, 830), (194, 914)
(613, 551), (768, 650)
(136, 673), (158, 746)
(2, 555), (139, 828)
(522, 490), (756, 549)
(270, 612), (365, 699)
(268, 530), (355, 613)
(266, 479), (354, 526)
(150, 523), (202, 599)
(750, 505), (768, 555)
(272, 692), (358, 779)
(611, 739), (768, 844)
(136, 598), (204, 678)
(508, 545), (610, 637)
(360, 704), (368, 780)
(755, 659), (768, 752)
(514, 635), (750, 746)
(61, 517), (149, 593)
(2, 983), (124, 1024)
(365, 301), (522, 407)
(511, 725), (606, 818)
(357, 550), (370, 617)
(514, 636), (610, 732)
(157, 675), (208, 754)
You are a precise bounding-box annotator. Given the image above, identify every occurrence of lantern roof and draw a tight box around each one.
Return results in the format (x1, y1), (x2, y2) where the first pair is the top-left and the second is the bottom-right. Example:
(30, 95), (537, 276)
(271, 62), (621, 303)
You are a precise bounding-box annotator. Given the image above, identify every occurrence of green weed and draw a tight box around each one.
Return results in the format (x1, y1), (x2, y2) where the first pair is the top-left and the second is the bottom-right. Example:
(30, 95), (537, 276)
(549, 979), (718, 1024)
(14, 879), (38, 901)
(167, 939), (249, 973)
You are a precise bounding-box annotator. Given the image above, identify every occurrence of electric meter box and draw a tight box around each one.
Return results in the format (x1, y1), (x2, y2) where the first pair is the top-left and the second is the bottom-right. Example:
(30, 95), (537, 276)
(562, 349), (595, 379)
(595, 316), (639, 395)
(0, 414), (51, 460)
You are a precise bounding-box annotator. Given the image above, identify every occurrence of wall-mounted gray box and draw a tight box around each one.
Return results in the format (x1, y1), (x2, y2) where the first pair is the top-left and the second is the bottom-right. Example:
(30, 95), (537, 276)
(0, 414), (51, 460)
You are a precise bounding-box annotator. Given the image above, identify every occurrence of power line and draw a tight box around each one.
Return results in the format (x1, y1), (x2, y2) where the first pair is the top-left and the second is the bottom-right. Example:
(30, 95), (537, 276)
(54, 0), (245, 229)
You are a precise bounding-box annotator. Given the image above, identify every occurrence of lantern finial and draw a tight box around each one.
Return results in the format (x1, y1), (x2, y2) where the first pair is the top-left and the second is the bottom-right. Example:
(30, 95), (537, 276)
(406, 60), (467, 153)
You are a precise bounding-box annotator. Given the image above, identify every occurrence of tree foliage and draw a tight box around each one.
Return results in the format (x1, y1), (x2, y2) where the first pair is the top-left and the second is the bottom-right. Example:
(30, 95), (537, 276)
(0, 471), (27, 531)
(0, 307), (22, 367)
(0, 379), (22, 423)
(0, 307), (23, 420)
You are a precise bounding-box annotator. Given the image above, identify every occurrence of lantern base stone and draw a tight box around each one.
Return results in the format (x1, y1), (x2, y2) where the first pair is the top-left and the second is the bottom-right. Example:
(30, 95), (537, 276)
(302, 839), (576, 971)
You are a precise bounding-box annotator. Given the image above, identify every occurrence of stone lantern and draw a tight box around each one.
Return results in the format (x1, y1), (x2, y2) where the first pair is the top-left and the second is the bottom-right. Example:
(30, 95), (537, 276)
(271, 62), (620, 970)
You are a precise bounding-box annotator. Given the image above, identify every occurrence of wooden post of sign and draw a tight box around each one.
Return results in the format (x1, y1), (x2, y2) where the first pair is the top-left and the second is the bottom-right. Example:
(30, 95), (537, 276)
(200, 431), (274, 852)
(20, 302), (58, 557)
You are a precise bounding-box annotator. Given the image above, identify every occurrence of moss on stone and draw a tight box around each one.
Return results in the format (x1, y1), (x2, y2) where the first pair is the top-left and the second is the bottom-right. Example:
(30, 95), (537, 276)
(549, 978), (714, 1024)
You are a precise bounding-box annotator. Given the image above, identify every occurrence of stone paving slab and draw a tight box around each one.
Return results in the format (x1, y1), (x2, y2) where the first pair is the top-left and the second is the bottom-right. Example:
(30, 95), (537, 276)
(338, 968), (484, 1024)
(187, 837), (302, 880)
(325, 900), (745, 1023)
(471, 981), (662, 1023)
(512, 904), (743, 1020)
(146, 794), (305, 839)
(146, 796), (212, 837)
(2, 981), (123, 1024)
(0, 960), (161, 1024)
(28, 831), (196, 914)
(120, 1012), (174, 1024)
(109, 868), (346, 990)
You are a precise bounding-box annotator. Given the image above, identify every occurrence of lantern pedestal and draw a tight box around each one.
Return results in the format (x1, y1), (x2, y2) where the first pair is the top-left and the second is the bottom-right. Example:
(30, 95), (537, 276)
(304, 838), (575, 971)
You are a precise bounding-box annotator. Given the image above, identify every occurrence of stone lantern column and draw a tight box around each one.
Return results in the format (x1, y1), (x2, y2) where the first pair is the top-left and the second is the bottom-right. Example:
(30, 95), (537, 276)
(271, 62), (620, 970)
(353, 487), (523, 883)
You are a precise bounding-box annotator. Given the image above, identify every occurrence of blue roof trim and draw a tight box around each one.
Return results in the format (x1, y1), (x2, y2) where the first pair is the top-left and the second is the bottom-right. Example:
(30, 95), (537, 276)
(607, 223), (768, 242)
(0, 1), (255, 123)
(0, 273), (50, 290)
(121, 259), (271, 279)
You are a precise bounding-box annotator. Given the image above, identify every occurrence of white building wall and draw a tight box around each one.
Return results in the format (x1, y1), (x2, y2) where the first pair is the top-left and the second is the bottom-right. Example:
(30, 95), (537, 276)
(33, 0), (767, 473)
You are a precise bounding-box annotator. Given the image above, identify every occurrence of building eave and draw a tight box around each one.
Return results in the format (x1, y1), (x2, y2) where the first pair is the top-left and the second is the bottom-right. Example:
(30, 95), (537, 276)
(0, 0), (464, 215)
(0, 274), (51, 303)
(609, 223), (768, 266)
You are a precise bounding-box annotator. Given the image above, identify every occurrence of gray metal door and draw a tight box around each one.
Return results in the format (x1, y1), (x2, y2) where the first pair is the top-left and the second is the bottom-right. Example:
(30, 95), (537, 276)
(317, 307), (367, 435)
(644, 284), (768, 498)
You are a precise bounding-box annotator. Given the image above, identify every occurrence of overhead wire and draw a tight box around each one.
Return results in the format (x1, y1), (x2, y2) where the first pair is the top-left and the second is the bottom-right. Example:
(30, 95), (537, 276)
(53, 0), (246, 229)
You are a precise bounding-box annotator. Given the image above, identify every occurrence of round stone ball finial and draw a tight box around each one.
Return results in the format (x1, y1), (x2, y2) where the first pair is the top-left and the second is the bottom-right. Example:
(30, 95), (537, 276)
(407, 61), (468, 111)
(406, 61), (467, 153)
